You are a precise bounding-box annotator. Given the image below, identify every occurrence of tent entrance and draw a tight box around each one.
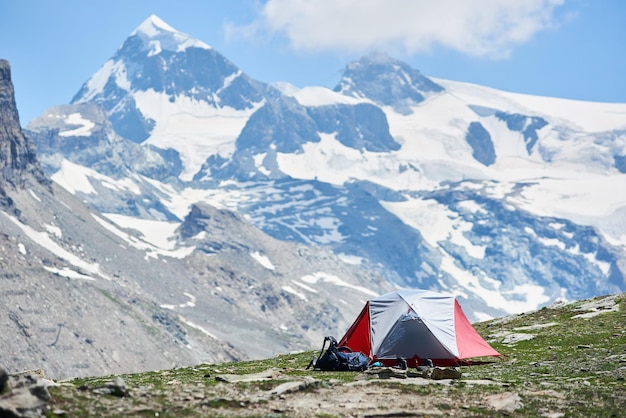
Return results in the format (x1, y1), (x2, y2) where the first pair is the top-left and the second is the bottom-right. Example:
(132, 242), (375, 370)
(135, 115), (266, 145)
(376, 310), (453, 361)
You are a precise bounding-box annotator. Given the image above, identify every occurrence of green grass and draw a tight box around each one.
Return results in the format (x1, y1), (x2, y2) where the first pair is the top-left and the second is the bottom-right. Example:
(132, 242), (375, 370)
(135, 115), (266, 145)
(47, 293), (626, 417)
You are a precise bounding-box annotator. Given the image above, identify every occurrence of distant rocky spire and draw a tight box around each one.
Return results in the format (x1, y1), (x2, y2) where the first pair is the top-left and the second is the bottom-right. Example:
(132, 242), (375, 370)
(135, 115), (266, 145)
(0, 59), (47, 188)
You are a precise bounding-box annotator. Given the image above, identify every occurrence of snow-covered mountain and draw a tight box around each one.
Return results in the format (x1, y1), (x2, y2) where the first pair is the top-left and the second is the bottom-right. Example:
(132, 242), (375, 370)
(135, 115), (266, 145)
(26, 15), (626, 322)
(70, 15), (274, 182)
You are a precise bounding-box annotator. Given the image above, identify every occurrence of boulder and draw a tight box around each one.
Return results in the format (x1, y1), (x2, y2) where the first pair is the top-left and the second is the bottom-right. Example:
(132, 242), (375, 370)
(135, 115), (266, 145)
(0, 370), (51, 417)
(0, 366), (8, 394)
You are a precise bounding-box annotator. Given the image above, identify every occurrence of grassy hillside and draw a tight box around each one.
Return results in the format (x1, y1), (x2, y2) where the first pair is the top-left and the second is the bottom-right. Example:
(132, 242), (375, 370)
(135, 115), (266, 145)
(42, 293), (626, 417)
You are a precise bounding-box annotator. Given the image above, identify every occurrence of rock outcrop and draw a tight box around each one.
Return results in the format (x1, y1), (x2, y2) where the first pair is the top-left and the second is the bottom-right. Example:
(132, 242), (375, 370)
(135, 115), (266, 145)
(0, 59), (47, 191)
(0, 367), (52, 418)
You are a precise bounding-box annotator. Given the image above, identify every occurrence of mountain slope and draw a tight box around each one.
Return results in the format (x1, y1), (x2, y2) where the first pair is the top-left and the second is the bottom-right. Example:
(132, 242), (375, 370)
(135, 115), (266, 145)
(2, 59), (231, 378)
(2, 59), (391, 379)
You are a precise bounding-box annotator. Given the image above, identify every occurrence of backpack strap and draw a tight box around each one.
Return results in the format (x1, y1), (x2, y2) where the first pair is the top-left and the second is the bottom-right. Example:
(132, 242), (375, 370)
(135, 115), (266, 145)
(306, 336), (331, 370)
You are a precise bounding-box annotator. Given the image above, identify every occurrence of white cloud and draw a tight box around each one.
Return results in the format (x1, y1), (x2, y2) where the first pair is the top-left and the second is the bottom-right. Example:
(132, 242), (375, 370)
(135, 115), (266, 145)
(232, 0), (564, 57)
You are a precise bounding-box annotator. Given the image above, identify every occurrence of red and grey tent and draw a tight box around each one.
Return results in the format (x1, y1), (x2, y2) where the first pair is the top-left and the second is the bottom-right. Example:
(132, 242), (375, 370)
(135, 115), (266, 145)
(338, 289), (500, 367)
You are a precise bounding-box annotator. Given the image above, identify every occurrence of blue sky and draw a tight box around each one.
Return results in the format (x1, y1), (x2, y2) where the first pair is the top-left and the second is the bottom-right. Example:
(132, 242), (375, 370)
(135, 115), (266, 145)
(1, 0), (624, 125)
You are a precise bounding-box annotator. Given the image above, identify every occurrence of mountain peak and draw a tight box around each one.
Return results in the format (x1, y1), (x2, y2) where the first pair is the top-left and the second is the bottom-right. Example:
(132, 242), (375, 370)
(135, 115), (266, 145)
(131, 14), (178, 37)
(334, 54), (443, 109)
(347, 52), (395, 69)
(128, 14), (211, 53)
(70, 16), (267, 144)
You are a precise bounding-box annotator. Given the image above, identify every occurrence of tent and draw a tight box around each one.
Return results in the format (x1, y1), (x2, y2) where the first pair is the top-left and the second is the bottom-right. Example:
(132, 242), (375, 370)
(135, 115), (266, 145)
(338, 289), (500, 367)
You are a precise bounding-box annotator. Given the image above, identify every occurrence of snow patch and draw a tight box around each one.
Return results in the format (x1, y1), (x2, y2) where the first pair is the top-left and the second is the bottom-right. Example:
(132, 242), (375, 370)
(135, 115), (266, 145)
(457, 200), (486, 214)
(28, 189), (41, 202)
(285, 85), (366, 107)
(382, 198), (486, 259)
(501, 172), (626, 246)
(291, 280), (318, 294)
(51, 159), (142, 196)
(182, 292), (196, 308)
(300, 272), (378, 296)
(434, 77), (626, 132)
(78, 59), (130, 102)
(160, 292), (196, 309)
(2, 212), (108, 279)
(250, 251), (275, 270)
(277, 132), (429, 191)
(43, 266), (96, 281)
(337, 253), (364, 265)
(137, 89), (261, 180)
(51, 160), (96, 194)
(438, 252), (550, 314)
(44, 224), (62, 238)
(580, 251), (611, 275)
(177, 315), (218, 339)
(59, 113), (96, 137)
(131, 15), (211, 51)
(132, 15), (177, 36)
(103, 213), (179, 250)
(93, 214), (194, 259)
(147, 40), (162, 57)
(281, 285), (307, 301)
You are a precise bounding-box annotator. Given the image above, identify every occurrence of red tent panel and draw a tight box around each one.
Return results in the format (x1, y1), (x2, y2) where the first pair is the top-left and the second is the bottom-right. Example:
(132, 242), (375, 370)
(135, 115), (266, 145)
(453, 300), (500, 359)
(338, 302), (371, 357)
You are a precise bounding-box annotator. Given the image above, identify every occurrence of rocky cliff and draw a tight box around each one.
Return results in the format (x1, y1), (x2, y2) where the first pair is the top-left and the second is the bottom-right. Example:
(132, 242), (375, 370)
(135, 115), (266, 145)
(0, 60), (47, 191)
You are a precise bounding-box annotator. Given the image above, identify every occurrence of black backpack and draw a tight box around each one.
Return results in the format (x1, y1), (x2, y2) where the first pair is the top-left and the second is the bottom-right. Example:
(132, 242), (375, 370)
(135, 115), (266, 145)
(307, 336), (369, 371)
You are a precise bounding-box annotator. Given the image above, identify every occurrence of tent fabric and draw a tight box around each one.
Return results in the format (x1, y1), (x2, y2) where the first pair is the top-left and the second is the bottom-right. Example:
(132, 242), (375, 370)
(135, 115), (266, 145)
(338, 302), (371, 354)
(338, 289), (500, 367)
(453, 300), (500, 359)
